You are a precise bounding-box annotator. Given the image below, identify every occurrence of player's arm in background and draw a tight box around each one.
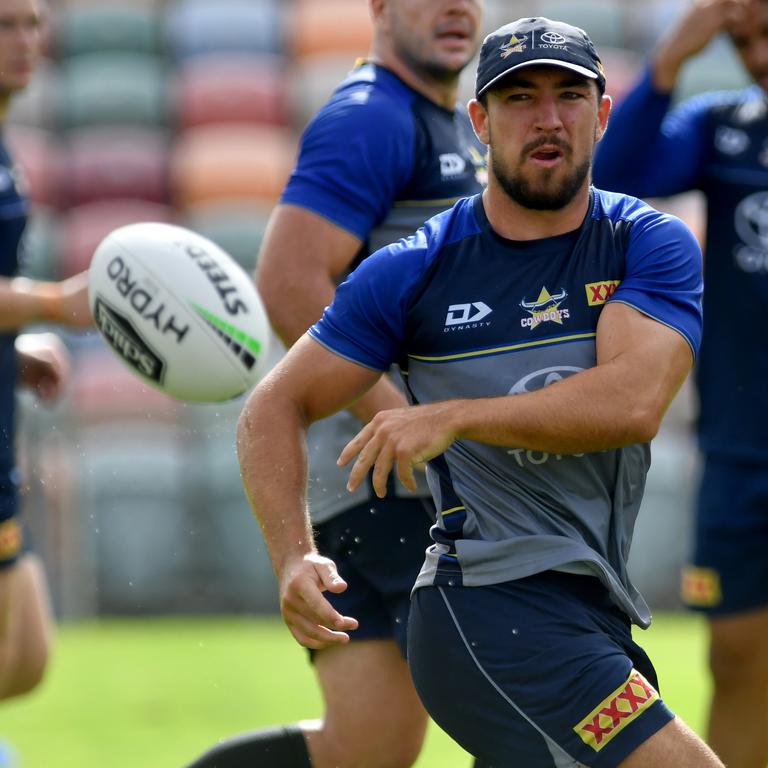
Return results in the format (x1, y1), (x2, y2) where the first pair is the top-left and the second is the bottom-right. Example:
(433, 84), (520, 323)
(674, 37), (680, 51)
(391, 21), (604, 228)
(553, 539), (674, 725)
(256, 84), (417, 423)
(340, 214), (704, 497)
(236, 334), (383, 649)
(0, 271), (91, 330)
(593, 0), (747, 197)
(257, 207), (407, 421)
(0, 272), (90, 403)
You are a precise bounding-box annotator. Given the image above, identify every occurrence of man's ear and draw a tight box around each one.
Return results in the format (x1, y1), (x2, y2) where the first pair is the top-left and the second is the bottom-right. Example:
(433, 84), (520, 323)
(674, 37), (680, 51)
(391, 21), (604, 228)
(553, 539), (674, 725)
(468, 98), (491, 145)
(595, 93), (612, 142)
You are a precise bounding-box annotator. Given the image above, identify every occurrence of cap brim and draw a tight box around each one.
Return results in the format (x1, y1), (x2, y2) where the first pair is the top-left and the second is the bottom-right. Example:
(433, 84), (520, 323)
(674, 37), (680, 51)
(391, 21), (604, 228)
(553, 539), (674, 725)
(477, 59), (598, 96)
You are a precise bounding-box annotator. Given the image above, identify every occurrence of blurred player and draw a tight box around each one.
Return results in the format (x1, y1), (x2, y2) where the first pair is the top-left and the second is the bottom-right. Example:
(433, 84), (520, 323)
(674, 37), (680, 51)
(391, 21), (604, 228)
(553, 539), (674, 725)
(236, 15), (724, 768)
(185, 1), (486, 767)
(593, 1), (768, 765)
(0, 0), (91, 719)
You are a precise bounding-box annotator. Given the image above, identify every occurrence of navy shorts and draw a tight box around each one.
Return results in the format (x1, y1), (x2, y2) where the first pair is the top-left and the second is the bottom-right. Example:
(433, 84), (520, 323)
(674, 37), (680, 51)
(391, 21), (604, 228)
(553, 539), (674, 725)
(682, 455), (768, 615)
(314, 495), (433, 658)
(409, 572), (674, 767)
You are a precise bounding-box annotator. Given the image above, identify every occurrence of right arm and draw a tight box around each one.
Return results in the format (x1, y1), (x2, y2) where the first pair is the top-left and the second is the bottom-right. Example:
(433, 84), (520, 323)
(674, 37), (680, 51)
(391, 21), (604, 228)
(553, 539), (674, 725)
(236, 334), (382, 648)
(256, 211), (410, 424)
(594, 0), (746, 196)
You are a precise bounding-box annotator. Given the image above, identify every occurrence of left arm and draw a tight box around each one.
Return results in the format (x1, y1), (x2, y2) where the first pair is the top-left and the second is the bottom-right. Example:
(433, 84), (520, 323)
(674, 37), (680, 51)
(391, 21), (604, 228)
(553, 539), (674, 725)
(339, 302), (693, 496)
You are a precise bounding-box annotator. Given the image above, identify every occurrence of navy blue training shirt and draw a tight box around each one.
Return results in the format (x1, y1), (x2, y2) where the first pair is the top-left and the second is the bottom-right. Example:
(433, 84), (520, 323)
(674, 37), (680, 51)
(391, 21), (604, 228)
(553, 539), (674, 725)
(594, 67), (768, 461)
(279, 61), (486, 523)
(0, 136), (27, 519)
(310, 189), (702, 627)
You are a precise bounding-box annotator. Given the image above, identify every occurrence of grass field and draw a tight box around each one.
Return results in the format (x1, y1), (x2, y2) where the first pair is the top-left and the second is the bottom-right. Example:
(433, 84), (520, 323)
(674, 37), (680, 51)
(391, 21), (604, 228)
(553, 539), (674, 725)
(0, 613), (711, 767)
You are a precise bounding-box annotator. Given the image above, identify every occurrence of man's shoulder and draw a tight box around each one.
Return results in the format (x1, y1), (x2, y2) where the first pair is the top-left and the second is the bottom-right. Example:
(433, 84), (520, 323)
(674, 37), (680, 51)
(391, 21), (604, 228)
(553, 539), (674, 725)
(315, 63), (416, 131)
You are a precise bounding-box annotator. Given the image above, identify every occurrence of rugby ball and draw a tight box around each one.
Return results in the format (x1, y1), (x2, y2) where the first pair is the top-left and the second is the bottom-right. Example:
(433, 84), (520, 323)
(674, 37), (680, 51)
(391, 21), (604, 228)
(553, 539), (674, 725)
(88, 222), (271, 402)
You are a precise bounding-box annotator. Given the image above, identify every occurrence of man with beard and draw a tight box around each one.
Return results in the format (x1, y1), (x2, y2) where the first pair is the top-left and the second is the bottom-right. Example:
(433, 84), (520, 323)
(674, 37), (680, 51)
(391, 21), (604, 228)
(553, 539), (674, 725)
(235, 16), (724, 768)
(185, 2), (486, 767)
(593, 2), (768, 766)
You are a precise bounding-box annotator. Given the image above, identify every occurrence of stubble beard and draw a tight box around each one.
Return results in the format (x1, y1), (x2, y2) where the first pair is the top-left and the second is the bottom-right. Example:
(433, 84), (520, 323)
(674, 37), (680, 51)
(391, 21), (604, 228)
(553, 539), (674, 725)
(491, 138), (592, 211)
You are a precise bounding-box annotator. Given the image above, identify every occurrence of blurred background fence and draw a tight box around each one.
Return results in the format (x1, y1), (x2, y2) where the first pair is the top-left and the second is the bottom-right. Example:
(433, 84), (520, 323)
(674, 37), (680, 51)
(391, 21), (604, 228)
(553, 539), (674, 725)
(8, 0), (747, 619)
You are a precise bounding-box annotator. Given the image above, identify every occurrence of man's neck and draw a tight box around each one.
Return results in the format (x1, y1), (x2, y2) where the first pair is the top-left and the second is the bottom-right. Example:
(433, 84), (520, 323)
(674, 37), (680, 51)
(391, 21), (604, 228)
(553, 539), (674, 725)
(481, 182), (592, 241)
(368, 51), (459, 111)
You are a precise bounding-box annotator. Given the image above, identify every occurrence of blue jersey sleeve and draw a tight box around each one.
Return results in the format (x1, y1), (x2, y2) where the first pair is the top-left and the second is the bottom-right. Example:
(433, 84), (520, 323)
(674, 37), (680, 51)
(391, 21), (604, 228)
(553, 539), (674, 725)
(280, 85), (416, 240)
(593, 67), (712, 197)
(309, 230), (431, 370)
(609, 209), (703, 357)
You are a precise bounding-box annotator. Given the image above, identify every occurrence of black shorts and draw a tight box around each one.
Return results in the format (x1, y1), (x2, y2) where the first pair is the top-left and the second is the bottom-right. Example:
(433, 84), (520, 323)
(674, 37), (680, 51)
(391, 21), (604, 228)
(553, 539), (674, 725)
(409, 572), (674, 767)
(314, 496), (433, 658)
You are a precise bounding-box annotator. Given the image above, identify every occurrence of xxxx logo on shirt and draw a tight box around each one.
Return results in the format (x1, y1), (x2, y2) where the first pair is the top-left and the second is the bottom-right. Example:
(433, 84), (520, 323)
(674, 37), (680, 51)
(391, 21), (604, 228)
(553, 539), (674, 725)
(574, 669), (659, 751)
(584, 280), (620, 306)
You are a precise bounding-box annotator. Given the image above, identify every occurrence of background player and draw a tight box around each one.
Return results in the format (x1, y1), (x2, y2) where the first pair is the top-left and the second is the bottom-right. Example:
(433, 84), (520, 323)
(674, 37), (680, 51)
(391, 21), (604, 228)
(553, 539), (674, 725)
(236, 15), (723, 768)
(0, 0), (91, 713)
(185, 1), (486, 767)
(593, 1), (768, 765)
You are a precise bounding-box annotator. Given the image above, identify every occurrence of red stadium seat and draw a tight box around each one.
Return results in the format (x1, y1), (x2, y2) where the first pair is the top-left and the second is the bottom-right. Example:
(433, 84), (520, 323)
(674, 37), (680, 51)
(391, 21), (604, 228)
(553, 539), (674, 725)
(288, 0), (372, 58)
(170, 124), (296, 210)
(61, 127), (169, 208)
(58, 199), (175, 278)
(173, 53), (290, 129)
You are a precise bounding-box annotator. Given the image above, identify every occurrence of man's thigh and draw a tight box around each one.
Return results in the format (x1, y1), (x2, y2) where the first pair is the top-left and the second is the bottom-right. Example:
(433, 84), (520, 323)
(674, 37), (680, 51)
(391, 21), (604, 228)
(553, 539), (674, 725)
(409, 573), (674, 768)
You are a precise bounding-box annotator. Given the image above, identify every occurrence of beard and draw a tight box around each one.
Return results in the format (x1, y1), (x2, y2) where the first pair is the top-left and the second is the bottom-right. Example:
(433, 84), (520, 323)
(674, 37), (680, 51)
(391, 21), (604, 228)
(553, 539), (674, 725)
(490, 135), (592, 211)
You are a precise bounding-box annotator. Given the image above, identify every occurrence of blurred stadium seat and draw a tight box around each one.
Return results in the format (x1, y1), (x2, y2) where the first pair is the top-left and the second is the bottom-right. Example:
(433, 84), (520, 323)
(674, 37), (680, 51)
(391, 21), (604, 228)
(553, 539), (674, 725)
(536, 0), (627, 48)
(61, 126), (169, 208)
(58, 199), (175, 277)
(173, 52), (290, 129)
(57, 52), (170, 129)
(182, 202), (272, 272)
(165, 0), (284, 60)
(170, 124), (295, 210)
(52, 5), (162, 58)
(288, 0), (371, 58)
(19, 205), (59, 281)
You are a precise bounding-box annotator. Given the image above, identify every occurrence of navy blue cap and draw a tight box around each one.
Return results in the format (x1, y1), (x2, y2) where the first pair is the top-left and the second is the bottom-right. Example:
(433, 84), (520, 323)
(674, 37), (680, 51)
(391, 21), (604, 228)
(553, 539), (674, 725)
(475, 17), (606, 97)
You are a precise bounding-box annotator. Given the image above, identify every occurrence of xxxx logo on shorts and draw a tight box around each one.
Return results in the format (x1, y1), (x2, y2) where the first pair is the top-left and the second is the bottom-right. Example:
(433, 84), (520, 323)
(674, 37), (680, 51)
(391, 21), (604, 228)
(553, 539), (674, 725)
(584, 280), (620, 306)
(574, 669), (659, 751)
(0, 518), (23, 561)
(681, 566), (722, 607)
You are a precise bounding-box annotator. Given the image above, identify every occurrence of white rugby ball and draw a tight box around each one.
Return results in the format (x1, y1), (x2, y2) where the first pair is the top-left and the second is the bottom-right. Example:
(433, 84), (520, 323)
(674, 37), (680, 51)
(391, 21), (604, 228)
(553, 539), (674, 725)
(88, 222), (271, 402)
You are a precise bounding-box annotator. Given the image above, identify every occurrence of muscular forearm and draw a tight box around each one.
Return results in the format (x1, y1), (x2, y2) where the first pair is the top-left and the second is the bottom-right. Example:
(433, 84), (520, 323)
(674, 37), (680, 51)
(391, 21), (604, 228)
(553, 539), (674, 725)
(450, 359), (674, 455)
(236, 388), (317, 577)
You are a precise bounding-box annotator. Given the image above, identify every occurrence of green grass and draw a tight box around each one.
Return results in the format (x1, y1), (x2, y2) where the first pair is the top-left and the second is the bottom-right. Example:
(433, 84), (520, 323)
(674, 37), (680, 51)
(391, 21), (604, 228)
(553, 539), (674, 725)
(0, 613), (711, 767)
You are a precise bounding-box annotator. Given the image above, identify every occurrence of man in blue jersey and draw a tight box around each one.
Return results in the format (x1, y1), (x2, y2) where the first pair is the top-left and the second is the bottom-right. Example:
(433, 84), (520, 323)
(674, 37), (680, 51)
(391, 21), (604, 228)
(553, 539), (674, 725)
(235, 16), (724, 768)
(593, 1), (768, 766)
(185, 2), (486, 767)
(0, 0), (91, 717)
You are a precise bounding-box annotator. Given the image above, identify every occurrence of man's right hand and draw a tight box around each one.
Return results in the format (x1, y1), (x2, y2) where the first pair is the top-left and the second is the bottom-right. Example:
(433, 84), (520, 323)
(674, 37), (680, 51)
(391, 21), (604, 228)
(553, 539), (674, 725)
(278, 553), (359, 650)
(654, 0), (750, 91)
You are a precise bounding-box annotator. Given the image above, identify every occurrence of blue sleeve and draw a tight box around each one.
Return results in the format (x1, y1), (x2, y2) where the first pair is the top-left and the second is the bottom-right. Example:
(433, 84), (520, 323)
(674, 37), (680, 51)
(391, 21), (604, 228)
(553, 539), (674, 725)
(280, 90), (416, 240)
(308, 231), (430, 370)
(609, 211), (703, 357)
(593, 67), (711, 198)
